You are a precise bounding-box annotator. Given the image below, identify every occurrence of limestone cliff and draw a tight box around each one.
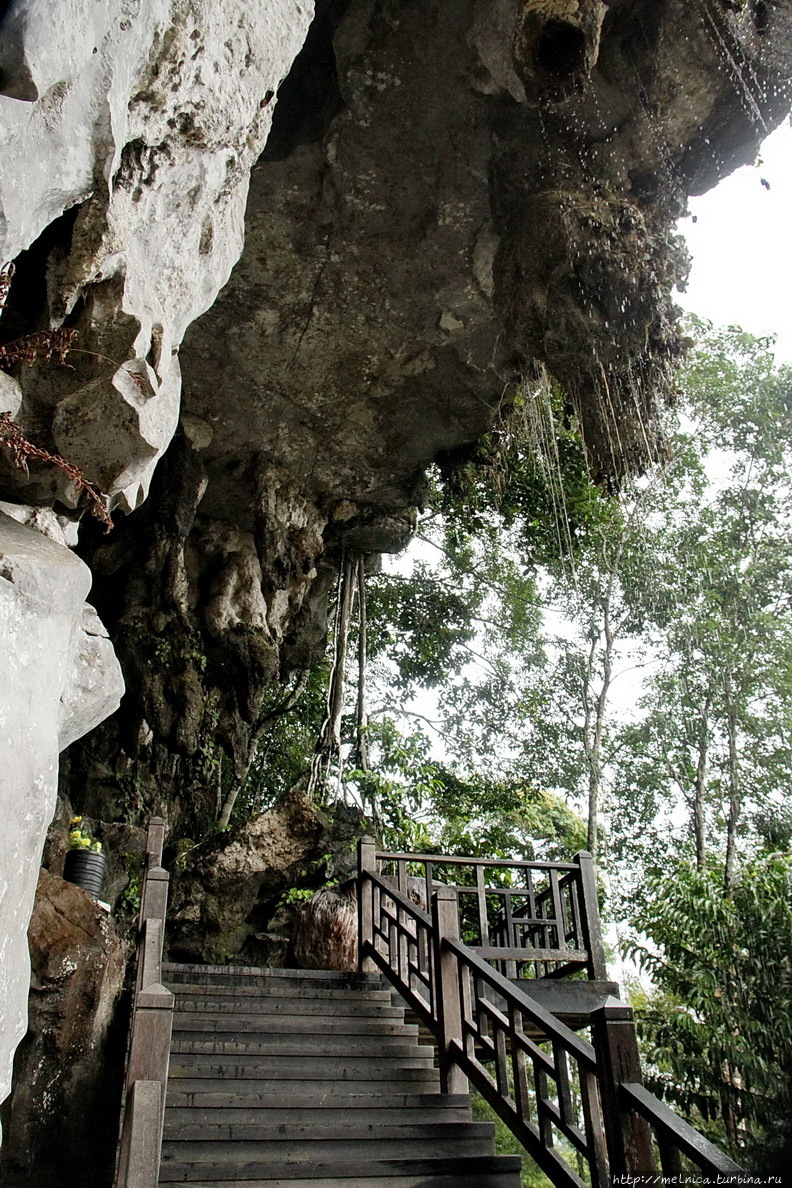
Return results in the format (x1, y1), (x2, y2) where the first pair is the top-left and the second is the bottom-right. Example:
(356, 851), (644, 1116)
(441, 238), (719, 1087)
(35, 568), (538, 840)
(1, 0), (791, 1149)
(0, 0), (312, 1123)
(64, 0), (792, 839)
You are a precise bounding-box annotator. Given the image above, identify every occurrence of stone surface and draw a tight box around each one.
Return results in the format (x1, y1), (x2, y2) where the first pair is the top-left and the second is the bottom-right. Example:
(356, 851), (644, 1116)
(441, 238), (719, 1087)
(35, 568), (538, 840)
(0, 511), (123, 1116)
(167, 795), (365, 965)
(0, 0), (313, 508)
(64, 0), (792, 841)
(1, 0), (792, 1163)
(0, 0), (314, 1128)
(292, 886), (357, 972)
(167, 793), (323, 964)
(0, 869), (126, 1187)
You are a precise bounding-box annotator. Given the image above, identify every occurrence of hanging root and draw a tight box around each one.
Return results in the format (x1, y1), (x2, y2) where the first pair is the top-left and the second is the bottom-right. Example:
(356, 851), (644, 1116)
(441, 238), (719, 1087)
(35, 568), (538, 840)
(307, 553), (358, 804)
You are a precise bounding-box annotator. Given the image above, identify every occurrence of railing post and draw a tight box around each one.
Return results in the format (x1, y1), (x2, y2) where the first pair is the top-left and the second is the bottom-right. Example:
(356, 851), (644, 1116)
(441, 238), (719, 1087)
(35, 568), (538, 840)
(115, 819), (173, 1188)
(432, 888), (468, 1095)
(591, 997), (655, 1175)
(574, 850), (608, 979)
(358, 835), (377, 973)
(145, 817), (166, 868)
(115, 1080), (162, 1188)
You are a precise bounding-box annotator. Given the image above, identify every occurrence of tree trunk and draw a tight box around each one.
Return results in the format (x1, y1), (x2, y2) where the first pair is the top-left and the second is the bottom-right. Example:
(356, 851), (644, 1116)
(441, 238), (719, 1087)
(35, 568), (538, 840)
(693, 690), (711, 870)
(723, 675), (741, 891)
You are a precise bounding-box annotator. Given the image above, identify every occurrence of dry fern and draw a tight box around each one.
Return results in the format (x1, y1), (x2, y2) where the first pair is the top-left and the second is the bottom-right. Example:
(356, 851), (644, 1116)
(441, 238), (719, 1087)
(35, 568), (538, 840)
(0, 411), (113, 532)
(0, 261), (14, 313)
(0, 260), (114, 532)
(0, 327), (78, 368)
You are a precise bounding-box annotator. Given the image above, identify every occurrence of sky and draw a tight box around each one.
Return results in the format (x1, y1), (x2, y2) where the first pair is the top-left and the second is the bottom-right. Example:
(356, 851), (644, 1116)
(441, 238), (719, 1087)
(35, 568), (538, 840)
(676, 117), (792, 362)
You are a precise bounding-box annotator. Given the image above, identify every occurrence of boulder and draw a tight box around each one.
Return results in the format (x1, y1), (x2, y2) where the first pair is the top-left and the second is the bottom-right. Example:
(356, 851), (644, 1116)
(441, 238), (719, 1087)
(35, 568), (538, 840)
(0, 512), (123, 1116)
(0, 870), (126, 1187)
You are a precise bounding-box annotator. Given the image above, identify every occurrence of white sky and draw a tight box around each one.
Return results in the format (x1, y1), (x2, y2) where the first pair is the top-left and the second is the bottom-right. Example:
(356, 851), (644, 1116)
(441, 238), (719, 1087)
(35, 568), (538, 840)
(676, 117), (792, 362)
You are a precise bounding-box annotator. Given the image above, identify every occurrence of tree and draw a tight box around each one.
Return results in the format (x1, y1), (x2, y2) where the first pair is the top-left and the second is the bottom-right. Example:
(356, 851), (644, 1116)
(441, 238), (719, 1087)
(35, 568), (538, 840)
(627, 853), (792, 1165)
(610, 321), (792, 889)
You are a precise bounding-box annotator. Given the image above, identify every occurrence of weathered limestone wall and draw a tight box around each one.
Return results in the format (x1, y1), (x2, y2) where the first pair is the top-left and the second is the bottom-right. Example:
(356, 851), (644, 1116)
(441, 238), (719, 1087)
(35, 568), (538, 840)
(0, 870), (126, 1187)
(64, 0), (792, 843)
(0, 0), (312, 510)
(0, 510), (123, 1116)
(0, 0), (313, 1119)
(1, 0), (792, 1152)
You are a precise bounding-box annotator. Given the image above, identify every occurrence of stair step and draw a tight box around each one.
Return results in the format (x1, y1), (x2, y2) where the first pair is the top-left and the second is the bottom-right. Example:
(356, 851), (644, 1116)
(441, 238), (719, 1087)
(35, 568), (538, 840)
(169, 1179), (520, 1188)
(166, 981), (394, 1003)
(171, 998), (406, 1019)
(158, 966), (521, 1188)
(163, 1122), (494, 1143)
(168, 1052), (435, 1073)
(167, 1077), (441, 1098)
(163, 1105), (473, 1126)
(158, 1155), (523, 1182)
(161, 1136), (495, 1162)
(172, 1015), (415, 1036)
(165, 1091), (471, 1112)
(170, 1037), (427, 1058)
(164, 965), (383, 991)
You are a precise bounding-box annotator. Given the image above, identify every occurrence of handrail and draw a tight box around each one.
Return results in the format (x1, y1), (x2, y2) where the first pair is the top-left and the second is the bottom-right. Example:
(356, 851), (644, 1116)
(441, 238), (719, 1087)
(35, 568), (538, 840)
(375, 845), (606, 980)
(376, 849), (580, 870)
(359, 860), (611, 1187)
(115, 817), (174, 1188)
(441, 928), (611, 1188)
(621, 1082), (745, 1177)
(359, 837), (746, 1186)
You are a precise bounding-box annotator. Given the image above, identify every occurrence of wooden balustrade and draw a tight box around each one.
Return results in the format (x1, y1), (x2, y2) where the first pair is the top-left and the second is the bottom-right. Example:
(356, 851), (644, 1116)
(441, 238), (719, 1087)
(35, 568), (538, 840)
(115, 818), (174, 1188)
(359, 837), (746, 1186)
(442, 930), (611, 1188)
(375, 847), (606, 979)
(620, 1082), (745, 1179)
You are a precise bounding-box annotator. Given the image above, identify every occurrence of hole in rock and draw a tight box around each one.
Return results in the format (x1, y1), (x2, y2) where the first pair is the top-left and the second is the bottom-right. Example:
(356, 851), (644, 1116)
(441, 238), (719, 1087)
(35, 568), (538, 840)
(0, 205), (81, 344)
(261, 0), (349, 162)
(535, 19), (587, 79)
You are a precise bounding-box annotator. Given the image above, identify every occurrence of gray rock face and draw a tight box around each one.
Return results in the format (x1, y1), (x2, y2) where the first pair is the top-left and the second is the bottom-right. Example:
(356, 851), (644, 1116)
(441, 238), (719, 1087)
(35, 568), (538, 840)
(0, 0), (313, 510)
(0, 511), (123, 1117)
(0, 869), (126, 1186)
(64, 0), (792, 840)
(1, 0), (792, 1154)
(0, 0), (314, 1124)
(167, 795), (366, 966)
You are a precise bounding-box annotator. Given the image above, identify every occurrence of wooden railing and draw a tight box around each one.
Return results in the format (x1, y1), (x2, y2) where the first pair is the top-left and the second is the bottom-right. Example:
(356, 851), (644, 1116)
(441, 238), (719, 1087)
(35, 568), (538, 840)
(620, 1083), (745, 1179)
(359, 838), (747, 1186)
(375, 847), (606, 979)
(115, 818), (174, 1188)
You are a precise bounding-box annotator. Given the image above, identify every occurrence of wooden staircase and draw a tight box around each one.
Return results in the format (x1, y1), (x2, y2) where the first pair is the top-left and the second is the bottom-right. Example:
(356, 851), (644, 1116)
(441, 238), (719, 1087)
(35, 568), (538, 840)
(157, 962), (522, 1187)
(115, 821), (746, 1188)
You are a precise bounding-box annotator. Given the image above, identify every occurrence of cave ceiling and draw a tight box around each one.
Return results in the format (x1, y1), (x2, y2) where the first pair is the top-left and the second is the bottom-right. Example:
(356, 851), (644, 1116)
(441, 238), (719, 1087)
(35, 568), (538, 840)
(3, 0), (791, 830)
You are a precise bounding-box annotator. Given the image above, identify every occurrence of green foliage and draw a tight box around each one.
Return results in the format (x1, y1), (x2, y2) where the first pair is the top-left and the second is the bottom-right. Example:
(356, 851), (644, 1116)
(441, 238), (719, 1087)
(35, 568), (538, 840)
(281, 887), (315, 905)
(366, 565), (482, 690)
(435, 373), (615, 570)
(67, 815), (102, 852)
(627, 854), (792, 1164)
(232, 661), (330, 820)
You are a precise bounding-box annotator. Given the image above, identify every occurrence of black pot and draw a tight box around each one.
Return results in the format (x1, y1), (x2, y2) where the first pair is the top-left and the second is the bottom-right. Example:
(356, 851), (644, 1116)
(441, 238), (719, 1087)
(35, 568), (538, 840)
(63, 850), (106, 899)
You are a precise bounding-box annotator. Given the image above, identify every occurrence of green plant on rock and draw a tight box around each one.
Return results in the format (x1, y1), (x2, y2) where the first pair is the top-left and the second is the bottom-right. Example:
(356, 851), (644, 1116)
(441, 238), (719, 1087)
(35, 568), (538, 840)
(67, 816), (102, 852)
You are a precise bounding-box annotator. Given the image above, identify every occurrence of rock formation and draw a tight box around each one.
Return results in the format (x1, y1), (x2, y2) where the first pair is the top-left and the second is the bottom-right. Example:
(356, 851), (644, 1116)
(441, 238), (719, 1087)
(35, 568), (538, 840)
(1, 0), (791, 1156)
(0, 870), (126, 1187)
(167, 794), (365, 966)
(0, 510), (123, 1117)
(0, 0), (312, 1113)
